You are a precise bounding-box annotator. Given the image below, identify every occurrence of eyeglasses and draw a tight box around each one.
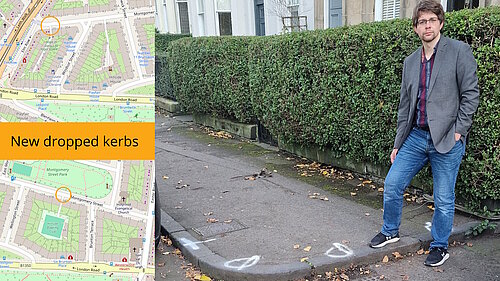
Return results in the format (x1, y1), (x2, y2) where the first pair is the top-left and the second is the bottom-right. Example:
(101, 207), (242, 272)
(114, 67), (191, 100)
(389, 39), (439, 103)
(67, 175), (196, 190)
(417, 17), (439, 26)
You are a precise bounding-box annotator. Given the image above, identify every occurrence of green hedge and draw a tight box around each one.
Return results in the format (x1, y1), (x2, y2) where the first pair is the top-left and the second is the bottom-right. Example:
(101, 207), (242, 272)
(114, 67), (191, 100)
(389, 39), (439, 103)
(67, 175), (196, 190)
(167, 7), (500, 212)
(167, 37), (255, 122)
(155, 33), (191, 100)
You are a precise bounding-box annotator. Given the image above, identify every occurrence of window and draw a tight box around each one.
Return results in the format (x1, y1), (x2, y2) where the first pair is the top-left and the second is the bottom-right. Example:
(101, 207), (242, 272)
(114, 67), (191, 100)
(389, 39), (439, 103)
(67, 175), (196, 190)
(216, 0), (232, 35)
(446, 0), (479, 12)
(176, 0), (190, 34)
(382, 0), (400, 20)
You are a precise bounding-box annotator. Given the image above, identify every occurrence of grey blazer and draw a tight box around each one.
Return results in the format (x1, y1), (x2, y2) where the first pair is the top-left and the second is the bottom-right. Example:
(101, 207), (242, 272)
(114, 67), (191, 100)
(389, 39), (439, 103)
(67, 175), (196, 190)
(393, 36), (479, 154)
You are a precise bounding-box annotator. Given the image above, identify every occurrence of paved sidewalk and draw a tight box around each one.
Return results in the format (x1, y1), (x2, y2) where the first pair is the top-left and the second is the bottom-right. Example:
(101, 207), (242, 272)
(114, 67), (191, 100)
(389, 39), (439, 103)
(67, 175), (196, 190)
(155, 113), (482, 281)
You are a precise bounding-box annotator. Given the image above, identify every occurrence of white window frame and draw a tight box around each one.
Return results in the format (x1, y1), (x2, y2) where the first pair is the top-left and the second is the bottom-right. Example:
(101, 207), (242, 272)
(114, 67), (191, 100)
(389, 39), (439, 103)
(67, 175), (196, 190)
(375, 0), (401, 21)
(214, 0), (232, 36)
(175, 0), (190, 34)
(197, 0), (205, 36)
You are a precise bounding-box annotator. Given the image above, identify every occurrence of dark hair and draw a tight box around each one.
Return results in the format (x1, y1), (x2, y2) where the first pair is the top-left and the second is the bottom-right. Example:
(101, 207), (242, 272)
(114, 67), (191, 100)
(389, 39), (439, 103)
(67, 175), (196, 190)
(412, 0), (445, 27)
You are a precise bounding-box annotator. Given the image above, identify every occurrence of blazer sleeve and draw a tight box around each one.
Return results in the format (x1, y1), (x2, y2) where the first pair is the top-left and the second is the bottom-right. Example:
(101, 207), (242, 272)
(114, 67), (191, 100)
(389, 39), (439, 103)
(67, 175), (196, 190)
(394, 59), (410, 150)
(455, 43), (480, 136)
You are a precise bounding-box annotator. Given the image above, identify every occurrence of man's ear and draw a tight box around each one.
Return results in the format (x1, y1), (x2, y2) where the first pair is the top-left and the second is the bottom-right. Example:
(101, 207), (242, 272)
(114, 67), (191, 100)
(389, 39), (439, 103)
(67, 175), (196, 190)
(413, 26), (418, 34)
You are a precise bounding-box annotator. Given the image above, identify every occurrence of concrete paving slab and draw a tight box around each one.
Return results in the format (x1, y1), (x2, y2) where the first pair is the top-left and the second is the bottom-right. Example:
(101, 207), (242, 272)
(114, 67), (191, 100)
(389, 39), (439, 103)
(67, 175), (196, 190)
(156, 113), (482, 281)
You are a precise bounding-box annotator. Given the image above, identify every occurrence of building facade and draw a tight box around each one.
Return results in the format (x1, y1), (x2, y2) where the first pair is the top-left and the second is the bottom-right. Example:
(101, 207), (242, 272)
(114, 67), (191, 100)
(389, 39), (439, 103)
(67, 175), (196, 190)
(156, 0), (500, 36)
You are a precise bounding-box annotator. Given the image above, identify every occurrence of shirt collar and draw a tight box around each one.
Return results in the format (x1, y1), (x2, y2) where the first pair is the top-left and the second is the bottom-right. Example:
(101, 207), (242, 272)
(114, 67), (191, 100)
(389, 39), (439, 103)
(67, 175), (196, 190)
(421, 38), (440, 62)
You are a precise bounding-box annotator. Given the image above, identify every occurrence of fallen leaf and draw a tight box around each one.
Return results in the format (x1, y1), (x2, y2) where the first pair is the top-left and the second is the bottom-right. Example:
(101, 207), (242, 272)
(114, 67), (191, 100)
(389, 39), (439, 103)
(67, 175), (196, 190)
(157, 262), (165, 267)
(424, 250), (430, 254)
(245, 176), (256, 181)
(162, 251), (170, 255)
(174, 206), (182, 209)
(163, 176), (169, 179)
(313, 192), (320, 196)
(194, 274), (212, 281)
(160, 272), (167, 279)
(224, 219), (233, 223)
(392, 252), (403, 259)
(303, 246), (311, 252)
(375, 264), (381, 268)
(382, 255), (389, 263)
(340, 273), (349, 280)
(434, 268), (444, 273)
(203, 212), (213, 216)
(416, 249), (424, 255)
(173, 249), (181, 255)
(378, 187), (384, 192)
(365, 213), (370, 216)
(320, 197), (329, 201)
(342, 240), (350, 244)
(402, 275), (409, 281)
(325, 272), (333, 279)
(363, 180), (372, 184)
(350, 192), (357, 196)
(379, 275), (385, 280)
(467, 242), (473, 247)
(293, 244), (300, 249)
(300, 257), (309, 262)
(206, 218), (219, 223)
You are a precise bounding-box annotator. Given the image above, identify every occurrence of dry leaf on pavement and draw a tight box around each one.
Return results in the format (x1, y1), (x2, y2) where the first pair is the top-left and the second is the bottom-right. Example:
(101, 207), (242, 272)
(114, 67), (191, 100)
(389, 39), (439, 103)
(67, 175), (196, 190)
(392, 251), (403, 259)
(300, 257), (309, 262)
(224, 219), (233, 223)
(340, 273), (349, 280)
(206, 218), (219, 223)
(157, 262), (165, 267)
(467, 242), (473, 247)
(350, 192), (357, 196)
(379, 275), (385, 280)
(402, 275), (409, 280)
(434, 268), (444, 273)
(378, 187), (384, 192)
(382, 255), (389, 263)
(194, 274), (212, 281)
(303, 246), (311, 252)
(416, 249), (424, 255)
(293, 244), (300, 249)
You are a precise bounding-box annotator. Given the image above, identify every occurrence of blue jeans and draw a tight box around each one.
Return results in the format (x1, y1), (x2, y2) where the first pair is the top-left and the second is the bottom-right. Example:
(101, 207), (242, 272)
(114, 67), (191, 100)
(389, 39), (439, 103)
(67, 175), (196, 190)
(382, 127), (465, 249)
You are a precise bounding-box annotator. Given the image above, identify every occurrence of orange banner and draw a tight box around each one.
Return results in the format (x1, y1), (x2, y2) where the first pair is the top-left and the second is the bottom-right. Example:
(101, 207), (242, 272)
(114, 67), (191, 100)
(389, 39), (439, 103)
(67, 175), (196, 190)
(0, 122), (154, 160)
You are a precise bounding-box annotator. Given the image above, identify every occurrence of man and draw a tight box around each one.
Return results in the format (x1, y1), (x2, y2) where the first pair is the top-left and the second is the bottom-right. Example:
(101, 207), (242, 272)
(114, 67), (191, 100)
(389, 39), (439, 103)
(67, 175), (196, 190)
(369, 0), (479, 267)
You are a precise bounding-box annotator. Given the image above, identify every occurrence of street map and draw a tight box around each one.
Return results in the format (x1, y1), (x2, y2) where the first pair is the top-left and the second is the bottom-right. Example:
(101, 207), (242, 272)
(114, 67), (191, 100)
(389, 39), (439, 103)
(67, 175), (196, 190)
(0, 0), (155, 280)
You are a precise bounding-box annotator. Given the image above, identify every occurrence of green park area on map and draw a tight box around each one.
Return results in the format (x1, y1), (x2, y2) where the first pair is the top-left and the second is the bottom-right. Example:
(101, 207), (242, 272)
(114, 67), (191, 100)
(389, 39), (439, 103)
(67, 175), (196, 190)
(9, 161), (113, 199)
(40, 212), (65, 239)
(53, 0), (84, 10)
(0, 248), (22, 260)
(89, 0), (109, 6)
(23, 36), (64, 81)
(102, 218), (139, 255)
(23, 101), (154, 122)
(126, 84), (154, 96)
(128, 161), (145, 203)
(0, 0), (13, 14)
(144, 24), (155, 55)
(76, 30), (125, 84)
(25, 199), (80, 253)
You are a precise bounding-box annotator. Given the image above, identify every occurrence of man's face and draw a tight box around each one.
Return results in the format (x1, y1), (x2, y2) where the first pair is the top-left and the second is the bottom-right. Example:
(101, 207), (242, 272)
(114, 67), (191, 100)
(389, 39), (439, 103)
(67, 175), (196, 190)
(413, 11), (443, 43)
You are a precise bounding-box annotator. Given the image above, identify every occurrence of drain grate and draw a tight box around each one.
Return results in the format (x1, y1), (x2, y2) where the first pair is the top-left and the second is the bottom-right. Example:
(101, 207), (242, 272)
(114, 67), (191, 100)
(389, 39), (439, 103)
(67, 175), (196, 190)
(192, 220), (247, 237)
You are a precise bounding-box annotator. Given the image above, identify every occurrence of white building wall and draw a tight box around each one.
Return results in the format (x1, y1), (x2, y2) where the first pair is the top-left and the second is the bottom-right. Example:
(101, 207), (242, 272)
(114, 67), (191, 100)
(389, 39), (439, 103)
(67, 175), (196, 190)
(159, 0), (327, 36)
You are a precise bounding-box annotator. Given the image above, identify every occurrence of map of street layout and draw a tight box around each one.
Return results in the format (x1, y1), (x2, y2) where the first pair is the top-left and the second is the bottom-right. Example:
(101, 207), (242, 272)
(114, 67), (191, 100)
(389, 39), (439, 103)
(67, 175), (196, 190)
(0, 0), (155, 123)
(0, 160), (155, 280)
(0, 0), (156, 280)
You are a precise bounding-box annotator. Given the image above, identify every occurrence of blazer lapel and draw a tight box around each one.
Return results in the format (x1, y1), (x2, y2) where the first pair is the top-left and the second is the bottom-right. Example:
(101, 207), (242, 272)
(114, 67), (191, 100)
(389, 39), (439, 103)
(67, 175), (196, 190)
(427, 37), (447, 98)
(408, 47), (421, 118)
